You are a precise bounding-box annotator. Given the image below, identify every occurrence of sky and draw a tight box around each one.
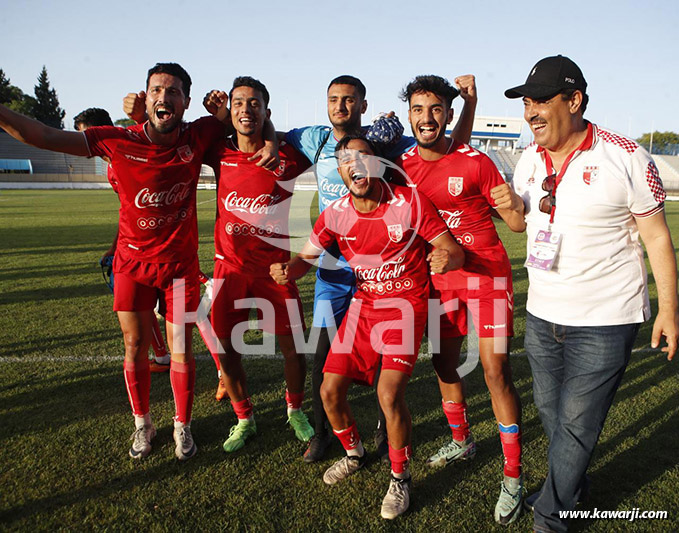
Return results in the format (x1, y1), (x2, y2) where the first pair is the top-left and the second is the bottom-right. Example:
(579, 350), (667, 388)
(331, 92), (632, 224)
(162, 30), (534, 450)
(1, 0), (678, 140)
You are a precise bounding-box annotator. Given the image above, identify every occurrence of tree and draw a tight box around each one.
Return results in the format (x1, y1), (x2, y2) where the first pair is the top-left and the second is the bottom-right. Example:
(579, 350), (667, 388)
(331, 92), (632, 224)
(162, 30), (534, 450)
(636, 131), (679, 155)
(6, 94), (36, 116)
(0, 68), (36, 123)
(0, 69), (14, 103)
(32, 66), (65, 129)
(114, 117), (136, 127)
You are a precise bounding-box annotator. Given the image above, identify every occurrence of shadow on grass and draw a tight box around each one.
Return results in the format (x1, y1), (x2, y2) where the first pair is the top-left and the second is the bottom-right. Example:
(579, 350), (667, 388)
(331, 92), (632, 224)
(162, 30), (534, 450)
(2, 345), (673, 529)
(1, 282), (104, 305)
(0, 359), (321, 528)
(568, 353), (679, 531)
(0, 364), (128, 439)
(512, 350), (679, 532)
(0, 263), (103, 283)
(0, 224), (116, 251)
(0, 328), (119, 358)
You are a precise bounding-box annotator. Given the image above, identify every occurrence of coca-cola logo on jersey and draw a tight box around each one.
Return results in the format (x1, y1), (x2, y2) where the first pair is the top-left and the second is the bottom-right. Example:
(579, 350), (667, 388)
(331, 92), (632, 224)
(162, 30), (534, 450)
(225, 222), (282, 236)
(319, 177), (348, 198)
(355, 255), (406, 283)
(359, 277), (414, 295)
(135, 181), (192, 209)
(223, 191), (280, 215)
(137, 206), (192, 230)
(438, 209), (463, 229)
(456, 233), (475, 246)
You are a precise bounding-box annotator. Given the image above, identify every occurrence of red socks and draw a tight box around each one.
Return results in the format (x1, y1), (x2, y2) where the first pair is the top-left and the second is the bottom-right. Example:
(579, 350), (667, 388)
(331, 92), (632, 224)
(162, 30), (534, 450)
(499, 423), (522, 478)
(209, 349), (221, 373)
(231, 397), (254, 420)
(285, 389), (304, 410)
(442, 400), (470, 441)
(123, 359), (150, 417)
(388, 443), (412, 475)
(170, 359), (195, 424)
(334, 423), (361, 453)
(149, 317), (168, 358)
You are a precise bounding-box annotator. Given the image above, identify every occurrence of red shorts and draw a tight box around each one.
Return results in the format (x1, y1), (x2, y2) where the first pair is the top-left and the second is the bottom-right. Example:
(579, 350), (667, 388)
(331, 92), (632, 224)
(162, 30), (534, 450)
(324, 298), (426, 386)
(211, 261), (305, 339)
(432, 273), (514, 339)
(113, 252), (200, 324)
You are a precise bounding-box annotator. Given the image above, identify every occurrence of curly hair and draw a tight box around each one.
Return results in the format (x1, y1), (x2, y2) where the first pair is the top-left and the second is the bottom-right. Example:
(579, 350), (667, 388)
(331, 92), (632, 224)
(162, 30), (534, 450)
(399, 75), (459, 108)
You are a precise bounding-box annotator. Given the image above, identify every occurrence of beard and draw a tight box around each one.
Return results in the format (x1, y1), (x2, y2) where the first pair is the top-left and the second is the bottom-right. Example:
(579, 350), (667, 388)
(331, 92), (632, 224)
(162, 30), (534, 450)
(349, 176), (382, 200)
(412, 123), (447, 149)
(148, 115), (182, 135)
(349, 180), (374, 199)
(147, 103), (183, 135)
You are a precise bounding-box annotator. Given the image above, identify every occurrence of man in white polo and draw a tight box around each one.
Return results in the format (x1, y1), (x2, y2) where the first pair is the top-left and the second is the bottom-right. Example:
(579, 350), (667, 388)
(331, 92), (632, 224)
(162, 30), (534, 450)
(506, 55), (678, 533)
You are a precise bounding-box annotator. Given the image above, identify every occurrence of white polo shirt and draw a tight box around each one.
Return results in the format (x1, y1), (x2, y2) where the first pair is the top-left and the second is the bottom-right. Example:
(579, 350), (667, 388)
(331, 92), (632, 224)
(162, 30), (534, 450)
(513, 123), (666, 326)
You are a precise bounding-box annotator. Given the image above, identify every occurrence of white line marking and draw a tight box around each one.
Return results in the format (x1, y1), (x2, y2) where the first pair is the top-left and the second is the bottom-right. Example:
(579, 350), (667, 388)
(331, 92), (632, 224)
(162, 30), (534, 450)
(0, 347), (657, 363)
(197, 196), (217, 206)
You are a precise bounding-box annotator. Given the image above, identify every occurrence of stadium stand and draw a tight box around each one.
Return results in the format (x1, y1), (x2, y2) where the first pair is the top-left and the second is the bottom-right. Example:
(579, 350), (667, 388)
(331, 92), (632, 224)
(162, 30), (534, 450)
(485, 150), (523, 180)
(0, 131), (98, 174)
(0, 158), (32, 173)
(295, 169), (317, 190)
(655, 155), (679, 193)
(658, 155), (679, 174)
(0, 131), (219, 189)
(467, 116), (523, 152)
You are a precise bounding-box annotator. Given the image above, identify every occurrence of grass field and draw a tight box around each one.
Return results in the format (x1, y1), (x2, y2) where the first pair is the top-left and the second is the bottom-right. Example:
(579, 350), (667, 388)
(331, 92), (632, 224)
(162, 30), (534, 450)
(1, 190), (678, 532)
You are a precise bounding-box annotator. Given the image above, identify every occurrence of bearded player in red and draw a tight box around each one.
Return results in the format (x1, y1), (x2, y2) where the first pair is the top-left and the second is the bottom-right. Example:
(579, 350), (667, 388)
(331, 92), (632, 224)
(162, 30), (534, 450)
(0, 63), (231, 461)
(271, 136), (464, 519)
(204, 77), (314, 452)
(397, 75), (527, 525)
(73, 108), (173, 373)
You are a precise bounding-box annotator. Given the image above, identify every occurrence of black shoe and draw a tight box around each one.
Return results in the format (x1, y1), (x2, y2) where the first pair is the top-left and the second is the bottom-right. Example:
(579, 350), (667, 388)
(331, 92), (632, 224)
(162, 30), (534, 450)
(303, 433), (332, 463)
(524, 491), (539, 513)
(577, 475), (590, 506)
(375, 430), (390, 464)
(525, 481), (589, 514)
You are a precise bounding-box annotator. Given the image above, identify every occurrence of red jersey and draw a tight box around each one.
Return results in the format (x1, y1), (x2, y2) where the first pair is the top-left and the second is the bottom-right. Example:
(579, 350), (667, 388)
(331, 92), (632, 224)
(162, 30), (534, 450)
(310, 183), (449, 315)
(107, 164), (119, 193)
(207, 139), (310, 276)
(84, 117), (225, 263)
(397, 141), (511, 284)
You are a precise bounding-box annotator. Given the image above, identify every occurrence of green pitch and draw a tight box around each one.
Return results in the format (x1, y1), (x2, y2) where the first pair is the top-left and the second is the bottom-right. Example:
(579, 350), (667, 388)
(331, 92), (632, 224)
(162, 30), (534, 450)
(1, 190), (678, 531)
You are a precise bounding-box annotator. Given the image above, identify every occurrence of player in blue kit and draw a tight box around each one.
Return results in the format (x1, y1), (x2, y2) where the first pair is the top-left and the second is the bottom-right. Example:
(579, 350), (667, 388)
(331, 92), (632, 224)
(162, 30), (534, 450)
(284, 74), (478, 462)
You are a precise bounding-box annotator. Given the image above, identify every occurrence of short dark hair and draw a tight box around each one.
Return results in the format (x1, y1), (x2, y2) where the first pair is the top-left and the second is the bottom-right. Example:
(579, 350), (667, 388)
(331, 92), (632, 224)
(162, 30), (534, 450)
(146, 63), (192, 98)
(334, 134), (381, 158)
(399, 75), (459, 108)
(73, 108), (113, 129)
(328, 75), (366, 100)
(229, 76), (270, 107)
(561, 89), (589, 114)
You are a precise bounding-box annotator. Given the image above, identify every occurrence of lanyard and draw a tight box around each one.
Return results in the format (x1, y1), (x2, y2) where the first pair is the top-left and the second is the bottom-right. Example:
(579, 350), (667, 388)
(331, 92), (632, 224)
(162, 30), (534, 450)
(541, 124), (593, 224)
(543, 150), (575, 224)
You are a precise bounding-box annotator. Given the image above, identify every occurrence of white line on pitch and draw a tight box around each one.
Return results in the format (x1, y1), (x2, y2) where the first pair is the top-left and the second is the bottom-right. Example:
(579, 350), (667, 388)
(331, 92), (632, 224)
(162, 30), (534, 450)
(0, 347), (659, 364)
(197, 197), (217, 206)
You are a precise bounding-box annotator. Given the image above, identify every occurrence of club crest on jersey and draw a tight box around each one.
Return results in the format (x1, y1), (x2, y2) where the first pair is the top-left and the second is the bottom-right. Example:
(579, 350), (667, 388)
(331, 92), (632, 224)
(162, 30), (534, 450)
(177, 145), (194, 163)
(273, 160), (287, 178)
(582, 166), (599, 185)
(448, 177), (464, 197)
(388, 224), (404, 243)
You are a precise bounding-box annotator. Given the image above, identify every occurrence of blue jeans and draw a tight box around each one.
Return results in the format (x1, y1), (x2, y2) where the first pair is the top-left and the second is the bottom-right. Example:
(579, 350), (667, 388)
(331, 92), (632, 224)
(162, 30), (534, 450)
(524, 312), (639, 533)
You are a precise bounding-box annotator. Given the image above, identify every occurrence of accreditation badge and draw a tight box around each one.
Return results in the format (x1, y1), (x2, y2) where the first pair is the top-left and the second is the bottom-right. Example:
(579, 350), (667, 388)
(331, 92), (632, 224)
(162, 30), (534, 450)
(525, 230), (562, 271)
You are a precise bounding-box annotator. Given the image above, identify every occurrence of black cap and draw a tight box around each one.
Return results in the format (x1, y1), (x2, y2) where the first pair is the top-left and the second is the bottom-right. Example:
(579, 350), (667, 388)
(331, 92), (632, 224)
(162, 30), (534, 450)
(505, 55), (587, 99)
